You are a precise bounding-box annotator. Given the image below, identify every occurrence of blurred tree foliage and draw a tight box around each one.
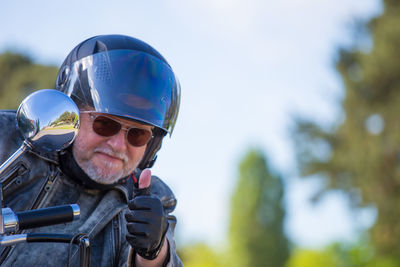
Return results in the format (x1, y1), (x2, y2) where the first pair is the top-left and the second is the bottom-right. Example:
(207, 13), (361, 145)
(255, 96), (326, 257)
(286, 241), (398, 267)
(178, 243), (226, 267)
(286, 248), (341, 267)
(228, 149), (289, 267)
(286, 243), (367, 267)
(0, 52), (57, 109)
(293, 0), (400, 261)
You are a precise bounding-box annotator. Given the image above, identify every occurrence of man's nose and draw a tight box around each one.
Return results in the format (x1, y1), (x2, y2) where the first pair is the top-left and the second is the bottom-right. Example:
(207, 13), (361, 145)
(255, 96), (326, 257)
(106, 129), (128, 150)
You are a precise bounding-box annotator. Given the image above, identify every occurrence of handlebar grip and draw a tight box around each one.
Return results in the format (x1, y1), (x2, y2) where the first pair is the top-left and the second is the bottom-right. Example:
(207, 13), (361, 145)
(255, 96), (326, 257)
(16, 204), (80, 230)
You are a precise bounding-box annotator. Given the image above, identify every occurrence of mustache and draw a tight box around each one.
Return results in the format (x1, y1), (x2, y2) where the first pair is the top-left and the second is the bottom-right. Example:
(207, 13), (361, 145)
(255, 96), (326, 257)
(93, 146), (129, 163)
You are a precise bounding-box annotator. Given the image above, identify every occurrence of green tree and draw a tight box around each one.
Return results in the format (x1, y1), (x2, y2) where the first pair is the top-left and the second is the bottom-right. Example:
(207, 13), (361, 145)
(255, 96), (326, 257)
(50, 111), (78, 126)
(178, 243), (226, 267)
(285, 243), (370, 267)
(286, 248), (340, 267)
(0, 52), (58, 109)
(286, 241), (398, 267)
(293, 0), (400, 262)
(229, 149), (289, 267)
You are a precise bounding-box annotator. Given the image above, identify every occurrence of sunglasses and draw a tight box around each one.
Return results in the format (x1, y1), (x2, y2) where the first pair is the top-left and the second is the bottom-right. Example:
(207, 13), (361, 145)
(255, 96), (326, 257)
(81, 112), (153, 147)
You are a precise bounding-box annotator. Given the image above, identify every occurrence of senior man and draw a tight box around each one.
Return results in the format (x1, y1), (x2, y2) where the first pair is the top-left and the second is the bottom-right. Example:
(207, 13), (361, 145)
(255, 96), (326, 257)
(0, 34), (182, 267)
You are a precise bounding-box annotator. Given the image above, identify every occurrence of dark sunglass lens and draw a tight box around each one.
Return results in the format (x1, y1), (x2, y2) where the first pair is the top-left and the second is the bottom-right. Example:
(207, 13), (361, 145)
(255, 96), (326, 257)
(127, 128), (152, 147)
(93, 116), (121, 137)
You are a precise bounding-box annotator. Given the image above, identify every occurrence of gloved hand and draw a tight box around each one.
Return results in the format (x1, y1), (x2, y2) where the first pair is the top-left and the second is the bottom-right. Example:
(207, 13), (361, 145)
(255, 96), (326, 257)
(125, 169), (169, 260)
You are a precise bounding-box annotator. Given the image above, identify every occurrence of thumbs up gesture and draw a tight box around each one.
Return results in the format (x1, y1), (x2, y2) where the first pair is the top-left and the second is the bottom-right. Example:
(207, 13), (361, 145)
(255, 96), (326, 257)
(125, 169), (169, 260)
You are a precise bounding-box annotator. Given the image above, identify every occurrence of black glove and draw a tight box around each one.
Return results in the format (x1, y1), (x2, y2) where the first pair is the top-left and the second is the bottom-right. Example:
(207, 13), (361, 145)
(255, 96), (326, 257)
(125, 188), (169, 260)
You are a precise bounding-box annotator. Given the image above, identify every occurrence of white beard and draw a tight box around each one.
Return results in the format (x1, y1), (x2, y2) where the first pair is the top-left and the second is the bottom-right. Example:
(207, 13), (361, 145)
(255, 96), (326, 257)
(82, 160), (126, 184)
(74, 146), (133, 185)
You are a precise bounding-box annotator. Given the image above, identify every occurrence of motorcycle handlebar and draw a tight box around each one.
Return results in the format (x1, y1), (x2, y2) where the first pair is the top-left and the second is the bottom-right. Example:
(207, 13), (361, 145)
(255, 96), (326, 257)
(15, 204), (80, 230)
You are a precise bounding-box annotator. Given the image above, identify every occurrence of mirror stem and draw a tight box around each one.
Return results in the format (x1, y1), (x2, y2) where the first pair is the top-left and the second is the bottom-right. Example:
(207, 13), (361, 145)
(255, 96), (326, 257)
(0, 142), (32, 177)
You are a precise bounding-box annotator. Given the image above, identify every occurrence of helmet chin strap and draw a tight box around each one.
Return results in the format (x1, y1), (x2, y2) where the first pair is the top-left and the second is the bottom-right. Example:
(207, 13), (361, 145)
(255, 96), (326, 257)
(145, 155), (157, 169)
(138, 127), (167, 170)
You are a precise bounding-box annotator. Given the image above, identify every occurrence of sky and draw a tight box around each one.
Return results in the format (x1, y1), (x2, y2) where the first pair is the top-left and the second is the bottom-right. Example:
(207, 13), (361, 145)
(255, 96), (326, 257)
(0, 0), (382, 248)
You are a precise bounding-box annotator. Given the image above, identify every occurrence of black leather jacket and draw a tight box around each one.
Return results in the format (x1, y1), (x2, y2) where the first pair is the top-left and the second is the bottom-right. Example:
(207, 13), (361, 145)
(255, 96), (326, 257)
(0, 110), (182, 266)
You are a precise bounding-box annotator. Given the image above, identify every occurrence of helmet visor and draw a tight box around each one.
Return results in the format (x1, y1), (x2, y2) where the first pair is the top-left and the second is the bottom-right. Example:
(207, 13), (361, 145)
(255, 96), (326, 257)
(63, 49), (180, 134)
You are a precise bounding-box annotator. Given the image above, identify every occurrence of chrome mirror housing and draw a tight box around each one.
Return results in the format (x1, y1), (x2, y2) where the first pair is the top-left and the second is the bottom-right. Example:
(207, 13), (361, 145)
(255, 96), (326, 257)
(0, 89), (80, 178)
(16, 89), (80, 152)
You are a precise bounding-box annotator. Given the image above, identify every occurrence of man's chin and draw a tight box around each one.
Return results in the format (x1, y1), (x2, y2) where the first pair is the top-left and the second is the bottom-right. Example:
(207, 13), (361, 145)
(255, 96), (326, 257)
(84, 165), (124, 185)
(90, 175), (120, 185)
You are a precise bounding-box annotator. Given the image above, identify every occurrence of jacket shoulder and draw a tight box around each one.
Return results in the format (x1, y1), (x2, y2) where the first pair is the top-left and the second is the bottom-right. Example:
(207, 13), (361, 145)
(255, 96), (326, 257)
(150, 175), (177, 213)
(0, 110), (23, 161)
(0, 110), (18, 130)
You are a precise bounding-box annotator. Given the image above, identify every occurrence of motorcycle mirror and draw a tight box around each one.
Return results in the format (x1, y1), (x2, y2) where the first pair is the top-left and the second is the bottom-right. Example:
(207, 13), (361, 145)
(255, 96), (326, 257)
(0, 89), (80, 179)
(16, 89), (80, 152)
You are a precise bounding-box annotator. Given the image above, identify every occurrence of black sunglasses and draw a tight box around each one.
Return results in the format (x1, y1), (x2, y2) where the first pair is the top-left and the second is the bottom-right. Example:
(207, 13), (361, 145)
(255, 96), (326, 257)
(82, 112), (153, 147)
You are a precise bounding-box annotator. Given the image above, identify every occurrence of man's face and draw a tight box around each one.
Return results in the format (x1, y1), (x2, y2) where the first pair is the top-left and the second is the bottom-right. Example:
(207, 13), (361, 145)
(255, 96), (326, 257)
(72, 112), (152, 184)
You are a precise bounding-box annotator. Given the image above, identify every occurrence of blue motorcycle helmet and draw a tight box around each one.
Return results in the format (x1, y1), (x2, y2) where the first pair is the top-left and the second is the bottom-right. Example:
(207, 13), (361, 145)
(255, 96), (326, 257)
(55, 34), (181, 169)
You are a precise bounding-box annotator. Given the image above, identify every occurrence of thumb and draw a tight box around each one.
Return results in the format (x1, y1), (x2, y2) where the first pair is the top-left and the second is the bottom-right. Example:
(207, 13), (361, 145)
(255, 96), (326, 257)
(138, 168), (152, 189)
